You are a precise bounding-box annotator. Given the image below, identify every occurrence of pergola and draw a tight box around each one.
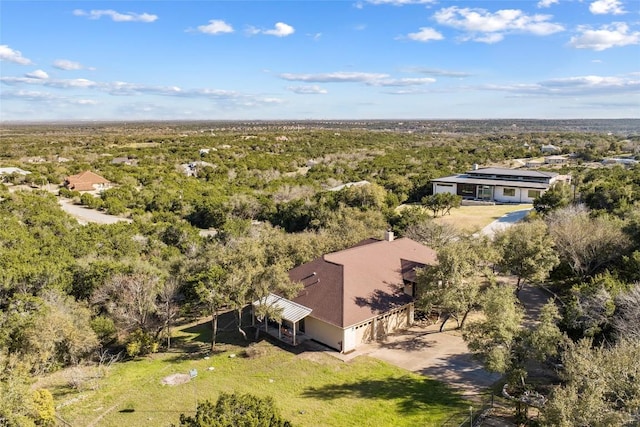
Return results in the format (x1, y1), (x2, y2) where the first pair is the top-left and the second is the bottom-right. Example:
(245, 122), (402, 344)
(252, 293), (312, 345)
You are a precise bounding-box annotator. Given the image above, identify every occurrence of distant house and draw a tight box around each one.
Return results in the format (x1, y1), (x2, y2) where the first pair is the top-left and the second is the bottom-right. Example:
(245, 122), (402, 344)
(0, 167), (31, 176)
(431, 166), (568, 203)
(253, 233), (437, 353)
(544, 155), (567, 165)
(111, 157), (138, 166)
(64, 171), (111, 192)
(602, 158), (639, 167)
(541, 144), (561, 154)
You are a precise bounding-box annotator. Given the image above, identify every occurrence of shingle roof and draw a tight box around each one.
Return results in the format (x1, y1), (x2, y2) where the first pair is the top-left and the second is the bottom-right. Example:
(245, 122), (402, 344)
(289, 237), (437, 329)
(65, 171), (110, 191)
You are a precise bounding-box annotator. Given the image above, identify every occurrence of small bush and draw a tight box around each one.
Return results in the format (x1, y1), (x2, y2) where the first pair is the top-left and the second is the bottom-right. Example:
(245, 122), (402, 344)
(32, 389), (55, 426)
(125, 329), (159, 357)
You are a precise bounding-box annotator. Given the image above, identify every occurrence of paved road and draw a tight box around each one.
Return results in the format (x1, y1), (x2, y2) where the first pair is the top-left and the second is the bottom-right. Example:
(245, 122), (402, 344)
(480, 208), (533, 237)
(58, 198), (132, 225)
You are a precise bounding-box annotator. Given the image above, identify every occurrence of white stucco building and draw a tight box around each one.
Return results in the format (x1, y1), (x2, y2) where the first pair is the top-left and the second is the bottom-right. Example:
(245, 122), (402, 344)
(431, 166), (569, 203)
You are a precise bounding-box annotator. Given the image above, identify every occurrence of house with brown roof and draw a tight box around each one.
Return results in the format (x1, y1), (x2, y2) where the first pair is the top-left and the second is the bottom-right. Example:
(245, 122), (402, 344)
(253, 232), (437, 353)
(64, 171), (111, 192)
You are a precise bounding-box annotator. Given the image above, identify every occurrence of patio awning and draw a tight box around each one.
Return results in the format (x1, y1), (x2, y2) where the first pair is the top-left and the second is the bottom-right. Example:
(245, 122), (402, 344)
(252, 293), (312, 323)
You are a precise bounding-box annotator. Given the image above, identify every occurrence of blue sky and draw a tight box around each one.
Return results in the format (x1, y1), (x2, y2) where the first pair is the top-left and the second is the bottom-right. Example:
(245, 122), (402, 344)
(1, 0), (638, 121)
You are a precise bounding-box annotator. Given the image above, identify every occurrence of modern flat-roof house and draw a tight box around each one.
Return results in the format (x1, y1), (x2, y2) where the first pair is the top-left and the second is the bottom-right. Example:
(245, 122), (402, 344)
(253, 233), (437, 353)
(431, 166), (567, 203)
(64, 171), (111, 192)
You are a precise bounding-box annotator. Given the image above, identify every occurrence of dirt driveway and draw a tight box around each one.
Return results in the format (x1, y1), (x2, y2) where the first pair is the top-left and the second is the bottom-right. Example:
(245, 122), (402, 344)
(345, 323), (501, 396)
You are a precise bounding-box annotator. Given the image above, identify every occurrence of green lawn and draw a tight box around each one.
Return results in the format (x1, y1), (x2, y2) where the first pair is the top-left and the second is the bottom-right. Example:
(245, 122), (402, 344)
(47, 319), (468, 426)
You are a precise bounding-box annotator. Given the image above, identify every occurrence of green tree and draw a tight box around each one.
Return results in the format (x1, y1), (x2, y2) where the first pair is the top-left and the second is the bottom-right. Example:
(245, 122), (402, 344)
(494, 220), (559, 293)
(463, 285), (524, 378)
(177, 392), (292, 427)
(533, 183), (571, 215)
(421, 193), (462, 218)
(416, 238), (493, 331)
(542, 339), (640, 426)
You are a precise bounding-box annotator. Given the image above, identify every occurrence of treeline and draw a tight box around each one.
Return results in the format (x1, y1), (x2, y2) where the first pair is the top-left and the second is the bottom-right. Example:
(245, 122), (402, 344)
(0, 123), (638, 425)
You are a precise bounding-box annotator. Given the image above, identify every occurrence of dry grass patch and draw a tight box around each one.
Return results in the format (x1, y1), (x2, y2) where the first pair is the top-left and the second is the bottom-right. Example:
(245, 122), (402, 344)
(434, 204), (532, 232)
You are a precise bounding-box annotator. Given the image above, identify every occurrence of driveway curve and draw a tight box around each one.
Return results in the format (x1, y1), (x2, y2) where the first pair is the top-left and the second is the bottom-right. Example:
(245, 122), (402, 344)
(58, 198), (132, 225)
(345, 323), (500, 396)
(480, 208), (533, 237)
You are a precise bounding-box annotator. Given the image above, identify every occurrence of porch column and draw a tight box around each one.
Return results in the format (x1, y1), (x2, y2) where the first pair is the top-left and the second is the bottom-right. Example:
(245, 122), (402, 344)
(293, 321), (297, 346)
(278, 321), (281, 340)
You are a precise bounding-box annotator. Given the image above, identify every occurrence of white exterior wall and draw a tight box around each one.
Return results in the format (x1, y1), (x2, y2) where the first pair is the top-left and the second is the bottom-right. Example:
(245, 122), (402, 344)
(307, 304), (415, 353)
(494, 186), (544, 203)
(433, 183), (457, 195)
(304, 316), (345, 352)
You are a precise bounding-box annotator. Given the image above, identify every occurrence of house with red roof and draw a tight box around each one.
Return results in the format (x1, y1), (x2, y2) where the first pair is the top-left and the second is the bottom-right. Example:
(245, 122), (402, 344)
(64, 171), (112, 192)
(253, 232), (437, 353)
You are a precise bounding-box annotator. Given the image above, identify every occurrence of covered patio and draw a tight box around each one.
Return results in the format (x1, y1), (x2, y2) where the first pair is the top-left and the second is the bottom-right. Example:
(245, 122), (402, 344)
(252, 293), (312, 346)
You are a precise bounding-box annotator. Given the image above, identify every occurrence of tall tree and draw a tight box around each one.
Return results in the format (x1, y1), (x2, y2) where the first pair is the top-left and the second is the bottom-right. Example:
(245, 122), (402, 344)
(252, 263), (302, 340)
(542, 339), (640, 426)
(417, 238), (494, 331)
(494, 220), (559, 293)
(92, 268), (161, 335)
(421, 193), (462, 218)
(546, 205), (632, 278)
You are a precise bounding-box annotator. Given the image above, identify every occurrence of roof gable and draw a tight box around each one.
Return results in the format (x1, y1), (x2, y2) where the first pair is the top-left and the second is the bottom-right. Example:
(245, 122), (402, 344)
(289, 237), (437, 328)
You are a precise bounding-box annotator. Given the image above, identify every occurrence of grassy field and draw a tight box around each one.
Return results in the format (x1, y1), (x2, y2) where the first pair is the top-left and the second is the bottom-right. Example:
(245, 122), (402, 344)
(434, 204), (533, 232)
(44, 319), (468, 427)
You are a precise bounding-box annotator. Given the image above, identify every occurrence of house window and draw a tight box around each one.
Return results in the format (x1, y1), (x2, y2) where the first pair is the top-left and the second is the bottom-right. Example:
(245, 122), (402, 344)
(503, 188), (516, 197)
(458, 183), (475, 197)
(528, 190), (541, 199)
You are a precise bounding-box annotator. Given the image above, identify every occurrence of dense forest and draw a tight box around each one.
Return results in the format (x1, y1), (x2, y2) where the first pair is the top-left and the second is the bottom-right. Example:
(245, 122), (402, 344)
(1, 120), (639, 426)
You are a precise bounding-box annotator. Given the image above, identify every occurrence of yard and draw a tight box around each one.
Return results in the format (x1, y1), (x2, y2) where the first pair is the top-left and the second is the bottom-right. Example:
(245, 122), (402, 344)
(434, 203), (533, 232)
(44, 318), (469, 427)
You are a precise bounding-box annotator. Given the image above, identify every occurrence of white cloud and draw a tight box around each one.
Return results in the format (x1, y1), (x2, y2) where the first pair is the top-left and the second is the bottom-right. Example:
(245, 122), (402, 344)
(279, 71), (435, 87)
(537, 0), (559, 8)
(0, 45), (33, 65)
(405, 27), (444, 42)
(279, 71), (389, 84)
(408, 67), (472, 77)
(287, 85), (328, 94)
(485, 74), (640, 96)
(433, 6), (564, 43)
(569, 22), (640, 50)
(25, 70), (49, 79)
(73, 9), (158, 23)
(375, 77), (436, 86)
(196, 19), (234, 35)
(589, 0), (626, 15)
(0, 75), (283, 107)
(53, 59), (85, 70)
(366, 0), (436, 5)
(0, 89), (99, 107)
(263, 22), (295, 37)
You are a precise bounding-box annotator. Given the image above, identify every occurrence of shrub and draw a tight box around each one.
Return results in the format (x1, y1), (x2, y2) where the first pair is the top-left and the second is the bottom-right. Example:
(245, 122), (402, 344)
(125, 330), (159, 357)
(32, 389), (55, 426)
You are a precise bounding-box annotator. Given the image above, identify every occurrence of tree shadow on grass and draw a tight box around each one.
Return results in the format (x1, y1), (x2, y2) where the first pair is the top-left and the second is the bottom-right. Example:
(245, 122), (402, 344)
(303, 375), (467, 416)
